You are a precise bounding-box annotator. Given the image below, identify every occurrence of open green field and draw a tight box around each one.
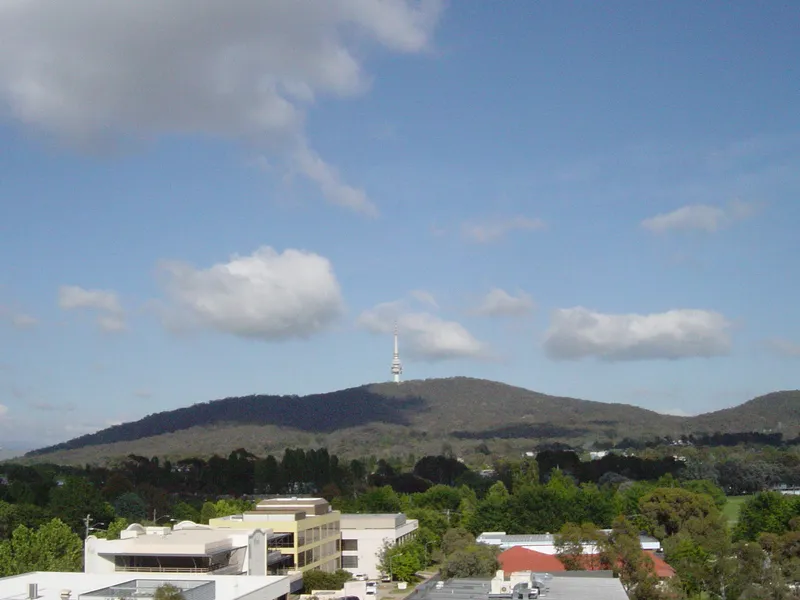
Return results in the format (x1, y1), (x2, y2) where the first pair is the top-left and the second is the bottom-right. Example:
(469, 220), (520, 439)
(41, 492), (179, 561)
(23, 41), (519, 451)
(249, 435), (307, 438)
(723, 495), (748, 525)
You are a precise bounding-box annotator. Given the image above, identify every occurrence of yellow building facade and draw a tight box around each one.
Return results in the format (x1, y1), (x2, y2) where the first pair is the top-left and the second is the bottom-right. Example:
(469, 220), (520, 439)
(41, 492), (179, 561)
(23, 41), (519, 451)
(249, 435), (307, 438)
(209, 497), (341, 574)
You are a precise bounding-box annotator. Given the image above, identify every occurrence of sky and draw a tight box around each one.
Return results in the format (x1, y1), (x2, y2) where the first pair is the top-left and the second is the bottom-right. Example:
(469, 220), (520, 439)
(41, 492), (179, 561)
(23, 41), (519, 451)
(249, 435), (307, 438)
(1, 1), (799, 449)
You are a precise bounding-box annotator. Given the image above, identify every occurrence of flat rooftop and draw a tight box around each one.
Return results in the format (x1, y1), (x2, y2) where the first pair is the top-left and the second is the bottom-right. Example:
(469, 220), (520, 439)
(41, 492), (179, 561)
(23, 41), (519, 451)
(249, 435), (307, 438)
(419, 577), (628, 600)
(89, 529), (251, 555)
(0, 572), (289, 600)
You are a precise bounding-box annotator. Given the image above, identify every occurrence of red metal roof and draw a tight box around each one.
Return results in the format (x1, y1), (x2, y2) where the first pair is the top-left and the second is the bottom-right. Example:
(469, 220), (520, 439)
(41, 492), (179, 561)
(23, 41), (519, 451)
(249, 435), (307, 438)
(498, 546), (675, 578)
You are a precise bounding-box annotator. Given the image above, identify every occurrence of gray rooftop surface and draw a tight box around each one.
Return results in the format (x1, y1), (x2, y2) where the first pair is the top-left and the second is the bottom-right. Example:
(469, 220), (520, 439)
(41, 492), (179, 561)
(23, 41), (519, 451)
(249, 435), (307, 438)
(417, 578), (628, 600)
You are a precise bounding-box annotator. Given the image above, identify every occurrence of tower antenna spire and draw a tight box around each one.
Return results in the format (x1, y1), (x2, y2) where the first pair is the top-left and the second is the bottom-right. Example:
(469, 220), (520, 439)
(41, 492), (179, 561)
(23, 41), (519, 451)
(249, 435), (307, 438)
(391, 321), (403, 383)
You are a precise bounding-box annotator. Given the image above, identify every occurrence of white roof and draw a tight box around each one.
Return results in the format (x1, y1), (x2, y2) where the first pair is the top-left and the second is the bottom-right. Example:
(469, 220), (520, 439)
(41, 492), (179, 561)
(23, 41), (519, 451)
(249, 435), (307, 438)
(88, 529), (256, 556)
(0, 572), (289, 600)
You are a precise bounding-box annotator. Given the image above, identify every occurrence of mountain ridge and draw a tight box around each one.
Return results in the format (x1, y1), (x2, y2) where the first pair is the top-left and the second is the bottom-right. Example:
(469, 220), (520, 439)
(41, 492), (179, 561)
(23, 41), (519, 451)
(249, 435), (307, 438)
(22, 377), (800, 465)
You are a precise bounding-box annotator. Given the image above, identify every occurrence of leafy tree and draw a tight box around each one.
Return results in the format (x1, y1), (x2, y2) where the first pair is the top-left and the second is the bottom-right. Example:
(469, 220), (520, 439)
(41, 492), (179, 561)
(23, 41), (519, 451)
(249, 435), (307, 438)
(440, 544), (499, 579)
(0, 519), (82, 576)
(600, 517), (659, 596)
(170, 501), (200, 523)
(98, 517), (129, 540)
(114, 492), (147, 522)
(440, 528), (475, 557)
(467, 481), (511, 535)
(302, 569), (352, 592)
(554, 522), (603, 571)
(638, 487), (719, 539)
(153, 583), (184, 600)
(199, 501), (217, 524)
(48, 476), (113, 534)
(101, 472), (134, 501)
(734, 491), (797, 541)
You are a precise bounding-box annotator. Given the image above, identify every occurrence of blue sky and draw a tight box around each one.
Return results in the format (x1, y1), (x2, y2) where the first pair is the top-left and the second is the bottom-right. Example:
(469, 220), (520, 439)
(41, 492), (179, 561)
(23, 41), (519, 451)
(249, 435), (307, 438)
(1, 1), (799, 448)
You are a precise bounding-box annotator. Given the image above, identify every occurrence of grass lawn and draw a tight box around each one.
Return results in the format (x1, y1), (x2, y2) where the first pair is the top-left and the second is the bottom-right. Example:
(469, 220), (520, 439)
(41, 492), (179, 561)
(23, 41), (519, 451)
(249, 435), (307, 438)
(723, 495), (748, 525)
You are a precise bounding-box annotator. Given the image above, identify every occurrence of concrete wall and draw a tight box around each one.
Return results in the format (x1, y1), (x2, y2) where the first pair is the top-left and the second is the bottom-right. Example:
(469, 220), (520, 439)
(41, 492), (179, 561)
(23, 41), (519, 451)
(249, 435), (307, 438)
(340, 517), (418, 580)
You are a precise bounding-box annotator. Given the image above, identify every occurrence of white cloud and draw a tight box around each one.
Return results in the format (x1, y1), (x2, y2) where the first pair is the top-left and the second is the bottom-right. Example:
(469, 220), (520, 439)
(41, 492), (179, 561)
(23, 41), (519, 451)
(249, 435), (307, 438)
(472, 288), (535, 317)
(358, 298), (487, 361)
(0, 1), (442, 214)
(58, 285), (126, 333)
(409, 290), (439, 309)
(765, 338), (800, 357)
(641, 200), (757, 233)
(462, 216), (546, 243)
(0, 404), (7, 418)
(157, 246), (344, 341)
(134, 389), (153, 399)
(543, 307), (732, 361)
(0, 306), (38, 329)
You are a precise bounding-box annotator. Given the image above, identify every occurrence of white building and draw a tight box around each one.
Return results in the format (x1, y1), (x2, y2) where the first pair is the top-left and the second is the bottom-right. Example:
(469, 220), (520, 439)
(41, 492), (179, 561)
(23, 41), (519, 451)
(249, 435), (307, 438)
(476, 531), (661, 555)
(340, 514), (418, 580)
(0, 571), (290, 600)
(85, 522), (283, 576)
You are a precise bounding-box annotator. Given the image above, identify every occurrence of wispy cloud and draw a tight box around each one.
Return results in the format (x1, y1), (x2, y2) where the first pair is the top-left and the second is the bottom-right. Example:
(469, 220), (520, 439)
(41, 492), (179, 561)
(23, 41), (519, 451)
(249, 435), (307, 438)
(471, 289), (535, 317)
(641, 200), (759, 234)
(0, 306), (38, 329)
(765, 338), (800, 357)
(58, 285), (127, 333)
(462, 216), (546, 243)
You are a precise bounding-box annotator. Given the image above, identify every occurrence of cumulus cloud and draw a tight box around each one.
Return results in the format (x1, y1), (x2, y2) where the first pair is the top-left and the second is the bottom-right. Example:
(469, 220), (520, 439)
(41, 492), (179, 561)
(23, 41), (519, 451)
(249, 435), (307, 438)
(358, 298), (487, 361)
(765, 338), (800, 357)
(157, 246), (344, 340)
(543, 307), (732, 361)
(472, 288), (534, 317)
(641, 200), (757, 233)
(462, 216), (546, 243)
(58, 285), (127, 333)
(0, 1), (442, 214)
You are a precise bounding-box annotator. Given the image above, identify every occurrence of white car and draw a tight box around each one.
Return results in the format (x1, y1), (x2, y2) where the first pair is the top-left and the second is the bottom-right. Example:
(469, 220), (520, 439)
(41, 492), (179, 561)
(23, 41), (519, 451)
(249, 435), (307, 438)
(365, 582), (378, 596)
(354, 574), (369, 582)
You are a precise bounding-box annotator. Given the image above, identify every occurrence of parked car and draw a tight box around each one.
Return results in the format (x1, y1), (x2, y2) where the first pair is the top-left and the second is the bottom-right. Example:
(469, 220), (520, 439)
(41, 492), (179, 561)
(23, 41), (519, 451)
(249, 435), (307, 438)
(435, 582), (444, 590)
(354, 574), (369, 582)
(366, 582), (378, 596)
(381, 575), (391, 583)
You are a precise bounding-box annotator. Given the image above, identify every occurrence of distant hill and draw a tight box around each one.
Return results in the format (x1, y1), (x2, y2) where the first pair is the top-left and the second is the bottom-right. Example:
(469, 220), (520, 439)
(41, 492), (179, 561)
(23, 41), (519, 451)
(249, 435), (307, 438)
(20, 378), (800, 466)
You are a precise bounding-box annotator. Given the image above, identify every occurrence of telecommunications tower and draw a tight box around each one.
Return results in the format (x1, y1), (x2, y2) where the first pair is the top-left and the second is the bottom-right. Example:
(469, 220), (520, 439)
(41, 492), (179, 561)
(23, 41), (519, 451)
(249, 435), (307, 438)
(391, 323), (403, 383)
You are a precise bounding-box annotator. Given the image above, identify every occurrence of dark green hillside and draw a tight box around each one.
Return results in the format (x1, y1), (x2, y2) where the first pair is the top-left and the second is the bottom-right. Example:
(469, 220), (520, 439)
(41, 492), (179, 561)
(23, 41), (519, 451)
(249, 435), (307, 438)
(21, 378), (800, 466)
(688, 390), (800, 436)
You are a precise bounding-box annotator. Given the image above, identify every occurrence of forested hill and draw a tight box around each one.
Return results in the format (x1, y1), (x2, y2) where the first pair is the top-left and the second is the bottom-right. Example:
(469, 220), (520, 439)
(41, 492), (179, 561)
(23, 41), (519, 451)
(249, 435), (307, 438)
(22, 378), (800, 465)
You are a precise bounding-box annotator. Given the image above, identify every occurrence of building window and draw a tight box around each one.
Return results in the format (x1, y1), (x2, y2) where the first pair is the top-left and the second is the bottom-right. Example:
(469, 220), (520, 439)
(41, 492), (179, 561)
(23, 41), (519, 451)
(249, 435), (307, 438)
(341, 539), (358, 551)
(342, 555), (359, 568)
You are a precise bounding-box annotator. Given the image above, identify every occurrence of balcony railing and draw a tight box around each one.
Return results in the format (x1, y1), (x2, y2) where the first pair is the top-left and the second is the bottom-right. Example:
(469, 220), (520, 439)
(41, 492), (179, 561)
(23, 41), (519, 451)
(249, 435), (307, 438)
(116, 566), (219, 574)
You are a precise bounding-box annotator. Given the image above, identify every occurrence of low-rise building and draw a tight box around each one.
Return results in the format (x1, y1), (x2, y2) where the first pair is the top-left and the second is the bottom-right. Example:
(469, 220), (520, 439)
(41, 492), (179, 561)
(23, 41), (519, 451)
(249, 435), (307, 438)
(84, 522), (281, 576)
(339, 513), (418, 580)
(416, 571), (628, 600)
(210, 497), (341, 574)
(0, 571), (290, 600)
(477, 531), (660, 554)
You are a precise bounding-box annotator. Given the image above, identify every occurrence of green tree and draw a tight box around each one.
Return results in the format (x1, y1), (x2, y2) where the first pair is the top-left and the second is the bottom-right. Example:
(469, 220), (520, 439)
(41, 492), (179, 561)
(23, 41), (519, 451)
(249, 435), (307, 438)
(170, 501), (200, 523)
(0, 518), (82, 576)
(440, 544), (499, 579)
(48, 476), (113, 534)
(440, 527), (475, 557)
(93, 517), (129, 540)
(199, 501), (217, 524)
(734, 491), (797, 541)
(302, 569), (352, 592)
(114, 492), (147, 522)
(638, 487), (719, 539)
(554, 522), (603, 571)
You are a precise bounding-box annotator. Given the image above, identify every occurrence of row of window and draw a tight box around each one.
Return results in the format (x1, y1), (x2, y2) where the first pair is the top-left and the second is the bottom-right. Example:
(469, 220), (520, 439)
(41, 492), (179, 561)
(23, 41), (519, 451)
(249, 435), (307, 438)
(296, 540), (339, 568)
(341, 555), (359, 568)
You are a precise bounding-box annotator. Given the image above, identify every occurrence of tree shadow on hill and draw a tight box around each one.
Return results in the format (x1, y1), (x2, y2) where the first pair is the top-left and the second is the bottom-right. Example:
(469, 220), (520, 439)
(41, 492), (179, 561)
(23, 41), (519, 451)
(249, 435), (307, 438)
(451, 423), (591, 440)
(28, 388), (427, 456)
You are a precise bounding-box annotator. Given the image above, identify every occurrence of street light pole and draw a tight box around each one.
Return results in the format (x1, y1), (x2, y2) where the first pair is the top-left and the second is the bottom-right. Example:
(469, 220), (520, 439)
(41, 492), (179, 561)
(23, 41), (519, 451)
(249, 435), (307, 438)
(389, 553), (403, 582)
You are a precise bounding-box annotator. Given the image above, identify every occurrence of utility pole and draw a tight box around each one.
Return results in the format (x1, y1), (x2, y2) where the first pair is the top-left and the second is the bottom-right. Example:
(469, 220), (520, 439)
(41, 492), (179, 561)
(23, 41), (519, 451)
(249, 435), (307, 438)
(84, 513), (91, 539)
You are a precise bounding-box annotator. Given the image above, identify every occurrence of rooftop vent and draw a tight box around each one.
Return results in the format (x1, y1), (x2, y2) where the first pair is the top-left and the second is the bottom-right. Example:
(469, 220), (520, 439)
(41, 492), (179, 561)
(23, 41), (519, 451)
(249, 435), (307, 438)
(27, 583), (38, 600)
(60, 590), (71, 600)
